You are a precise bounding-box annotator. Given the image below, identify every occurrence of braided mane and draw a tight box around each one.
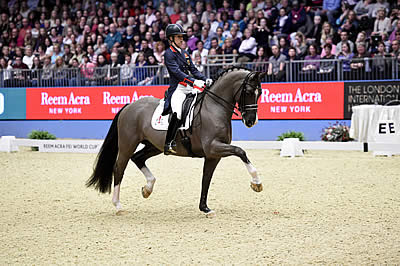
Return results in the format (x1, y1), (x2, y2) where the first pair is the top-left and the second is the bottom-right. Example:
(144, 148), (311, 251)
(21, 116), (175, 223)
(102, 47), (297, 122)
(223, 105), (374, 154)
(210, 66), (251, 88)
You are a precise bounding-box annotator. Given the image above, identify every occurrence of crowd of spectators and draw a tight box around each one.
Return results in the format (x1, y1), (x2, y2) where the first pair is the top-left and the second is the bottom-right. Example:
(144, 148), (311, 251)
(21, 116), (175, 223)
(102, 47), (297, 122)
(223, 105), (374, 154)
(0, 0), (400, 86)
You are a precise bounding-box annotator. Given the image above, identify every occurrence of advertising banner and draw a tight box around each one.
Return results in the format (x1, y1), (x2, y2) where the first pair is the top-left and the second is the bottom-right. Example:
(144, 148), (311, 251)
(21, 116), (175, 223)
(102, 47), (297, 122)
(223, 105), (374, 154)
(259, 82), (344, 119)
(26, 86), (167, 120)
(0, 88), (26, 120)
(344, 81), (400, 119)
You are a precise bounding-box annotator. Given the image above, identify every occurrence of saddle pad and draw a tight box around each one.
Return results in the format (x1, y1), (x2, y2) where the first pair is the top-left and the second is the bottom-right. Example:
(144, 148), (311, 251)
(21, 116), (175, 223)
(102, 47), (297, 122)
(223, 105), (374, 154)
(151, 94), (198, 131)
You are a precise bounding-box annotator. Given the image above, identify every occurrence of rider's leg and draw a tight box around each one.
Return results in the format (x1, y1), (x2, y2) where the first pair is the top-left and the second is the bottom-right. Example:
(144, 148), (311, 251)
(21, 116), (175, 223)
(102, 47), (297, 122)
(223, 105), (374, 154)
(164, 88), (185, 155)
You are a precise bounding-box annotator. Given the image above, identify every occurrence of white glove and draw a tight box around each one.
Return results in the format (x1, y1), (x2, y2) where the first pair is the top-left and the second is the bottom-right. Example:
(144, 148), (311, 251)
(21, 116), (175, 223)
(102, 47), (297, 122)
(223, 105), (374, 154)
(206, 78), (213, 86)
(193, 79), (205, 89)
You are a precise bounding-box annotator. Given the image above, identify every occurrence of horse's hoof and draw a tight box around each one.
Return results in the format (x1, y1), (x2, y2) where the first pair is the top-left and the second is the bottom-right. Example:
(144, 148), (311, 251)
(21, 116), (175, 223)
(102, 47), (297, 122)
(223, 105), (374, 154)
(205, 210), (216, 218)
(250, 182), (263, 192)
(142, 186), (151, 198)
(116, 209), (126, 216)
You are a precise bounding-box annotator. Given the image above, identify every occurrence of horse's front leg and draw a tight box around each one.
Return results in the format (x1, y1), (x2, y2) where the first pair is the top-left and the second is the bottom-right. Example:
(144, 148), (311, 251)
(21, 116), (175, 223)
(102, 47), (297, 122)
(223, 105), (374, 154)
(200, 158), (221, 218)
(207, 141), (263, 192)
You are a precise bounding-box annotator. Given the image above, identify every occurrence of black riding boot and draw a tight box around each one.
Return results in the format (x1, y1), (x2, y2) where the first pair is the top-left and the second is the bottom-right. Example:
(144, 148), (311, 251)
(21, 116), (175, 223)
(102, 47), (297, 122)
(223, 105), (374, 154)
(164, 113), (181, 155)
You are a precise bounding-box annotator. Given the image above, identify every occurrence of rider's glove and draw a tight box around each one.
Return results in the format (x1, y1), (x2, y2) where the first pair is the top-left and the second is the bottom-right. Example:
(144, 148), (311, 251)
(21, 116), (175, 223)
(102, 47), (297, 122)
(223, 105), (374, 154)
(193, 79), (205, 89)
(206, 78), (213, 87)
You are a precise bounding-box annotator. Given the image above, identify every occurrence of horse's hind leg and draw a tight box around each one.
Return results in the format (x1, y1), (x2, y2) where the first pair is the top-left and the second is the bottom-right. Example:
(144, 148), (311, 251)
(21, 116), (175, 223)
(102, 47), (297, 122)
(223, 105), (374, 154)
(131, 141), (162, 198)
(112, 140), (140, 212)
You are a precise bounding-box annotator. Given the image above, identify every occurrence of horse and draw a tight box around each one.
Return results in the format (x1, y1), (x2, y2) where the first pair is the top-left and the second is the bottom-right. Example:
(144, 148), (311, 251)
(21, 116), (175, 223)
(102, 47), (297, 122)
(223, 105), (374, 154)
(86, 67), (266, 217)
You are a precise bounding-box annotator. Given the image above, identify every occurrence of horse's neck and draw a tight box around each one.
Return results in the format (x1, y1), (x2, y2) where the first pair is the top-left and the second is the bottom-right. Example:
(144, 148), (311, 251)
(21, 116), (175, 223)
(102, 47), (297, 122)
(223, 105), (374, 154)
(204, 70), (247, 117)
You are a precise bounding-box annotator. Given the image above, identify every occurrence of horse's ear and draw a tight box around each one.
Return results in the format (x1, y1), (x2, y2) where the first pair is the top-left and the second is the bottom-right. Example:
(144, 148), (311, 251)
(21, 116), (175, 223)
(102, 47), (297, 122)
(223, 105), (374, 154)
(254, 71), (266, 81)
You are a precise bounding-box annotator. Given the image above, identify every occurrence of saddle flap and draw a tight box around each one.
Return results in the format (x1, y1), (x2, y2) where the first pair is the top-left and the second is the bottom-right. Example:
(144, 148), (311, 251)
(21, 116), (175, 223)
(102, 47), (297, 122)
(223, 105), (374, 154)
(151, 93), (198, 131)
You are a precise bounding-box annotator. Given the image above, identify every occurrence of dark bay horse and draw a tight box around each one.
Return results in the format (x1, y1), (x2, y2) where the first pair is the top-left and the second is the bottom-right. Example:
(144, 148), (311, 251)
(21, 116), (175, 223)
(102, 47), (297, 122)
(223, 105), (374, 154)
(86, 67), (265, 217)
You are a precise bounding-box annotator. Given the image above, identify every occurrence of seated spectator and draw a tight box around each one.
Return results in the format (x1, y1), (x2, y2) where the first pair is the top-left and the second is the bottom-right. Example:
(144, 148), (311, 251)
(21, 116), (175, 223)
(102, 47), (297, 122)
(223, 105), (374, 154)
(391, 40), (400, 57)
(337, 42), (354, 75)
(210, 37), (222, 54)
(336, 31), (355, 56)
(153, 41), (166, 64)
(355, 31), (369, 52)
(278, 37), (290, 58)
(287, 0), (307, 33)
(186, 27), (198, 53)
(306, 15), (322, 46)
(69, 58), (81, 86)
(50, 44), (64, 64)
(354, 0), (374, 31)
(22, 45), (35, 69)
(70, 44), (86, 65)
(372, 8), (391, 36)
(140, 39), (154, 59)
(389, 20), (400, 42)
(63, 44), (74, 66)
(133, 52), (151, 85)
(192, 40), (208, 65)
(302, 44), (321, 71)
(320, 35), (337, 57)
(321, 0), (342, 27)
(291, 32), (307, 59)
(338, 10), (359, 42)
(105, 23), (122, 50)
(267, 44), (286, 81)
(287, 47), (299, 61)
(237, 29), (257, 63)
(193, 53), (204, 73)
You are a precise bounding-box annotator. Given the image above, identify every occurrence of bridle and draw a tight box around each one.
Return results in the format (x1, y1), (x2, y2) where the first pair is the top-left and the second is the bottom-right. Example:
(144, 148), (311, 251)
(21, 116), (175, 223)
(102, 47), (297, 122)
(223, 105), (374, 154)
(202, 72), (260, 117)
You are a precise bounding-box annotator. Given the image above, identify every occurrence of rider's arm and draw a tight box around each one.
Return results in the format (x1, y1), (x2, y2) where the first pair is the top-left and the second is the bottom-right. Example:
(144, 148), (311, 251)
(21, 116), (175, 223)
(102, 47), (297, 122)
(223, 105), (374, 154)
(165, 50), (195, 86)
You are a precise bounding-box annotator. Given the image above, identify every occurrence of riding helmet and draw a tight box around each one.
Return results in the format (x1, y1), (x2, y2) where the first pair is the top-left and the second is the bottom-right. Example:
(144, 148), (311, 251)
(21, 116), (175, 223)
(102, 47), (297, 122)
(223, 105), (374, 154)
(166, 24), (186, 39)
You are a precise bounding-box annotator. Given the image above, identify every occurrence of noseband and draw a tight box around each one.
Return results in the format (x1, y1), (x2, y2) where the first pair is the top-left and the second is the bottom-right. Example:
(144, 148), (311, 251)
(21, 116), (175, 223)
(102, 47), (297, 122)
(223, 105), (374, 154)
(202, 72), (260, 117)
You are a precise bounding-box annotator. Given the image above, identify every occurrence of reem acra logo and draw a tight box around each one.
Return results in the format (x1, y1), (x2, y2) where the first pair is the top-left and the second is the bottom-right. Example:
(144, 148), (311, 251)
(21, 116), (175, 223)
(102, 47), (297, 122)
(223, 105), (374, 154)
(0, 93), (4, 115)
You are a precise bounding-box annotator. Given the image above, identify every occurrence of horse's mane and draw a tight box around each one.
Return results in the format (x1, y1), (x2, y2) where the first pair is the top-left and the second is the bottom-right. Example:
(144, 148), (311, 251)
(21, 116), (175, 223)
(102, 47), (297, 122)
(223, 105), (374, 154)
(209, 66), (251, 88)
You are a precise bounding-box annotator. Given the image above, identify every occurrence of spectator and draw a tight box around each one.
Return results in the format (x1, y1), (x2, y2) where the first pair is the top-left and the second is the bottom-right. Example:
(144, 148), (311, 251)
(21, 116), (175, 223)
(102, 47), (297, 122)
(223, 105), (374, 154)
(140, 39), (154, 59)
(238, 28), (257, 63)
(320, 22), (335, 47)
(287, 46), (299, 61)
(337, 42), (354, 76)
(302, 44), (321, 71)
(145, 6), (156, 27)
(350, 42), (371, 75)
(200, 28), (212, 50)
(22, 45), (35, 69)
(12, 56), (30, 86)
(355, 31), (369, 52)
(52, 56), (67, 86)
(105, 23), (122, 51)
(292, 32), (307, 59)
(193, 53), (204, 73)
(230, 28), (242, 51)
(108, 52), (121, 84)
(390, 40), (400, 57)
(321, 35), (337, 57)
(372, 8), (391, 36)
(279, 36), (290, 58)
(50, 44), (64, 64)
(254, 18), (271, 50)
(268, 44), (286, 81)
(253, 46), (268, 72)
(210, 38), (222, 54)
(80, 54), (96, 85)
(192, 40), (208, 65)
(219, 0), (235, 18)
(93, 54), (109, 85)
(273, 7), (290, 37)
(17, 18), (32, 47)
(86, 45), (97, 66)
(371, 0), (389, 18)
(221, 37), (237, 63)
(186, 27), (199, 52)
(154, 41), (166, 64)
(336, 31), (355, 56)
(338, 10), (359, 42)
(287, 0), (307, 33)
(30, 56), (42, 87)
(120, 53), (135, 85)
(1, 46), (10, 62)
(321, 0), (341, 27)
(133, 51), (150, 85)
(372, 41), (390, 78)
(354, 0), (374, 31)
(178, 12), (191, 31)
(320, 43), (336, 74)
(264, 0), (279, 27)
(232, 10), (246, 33)
(170, 3), (181, 24)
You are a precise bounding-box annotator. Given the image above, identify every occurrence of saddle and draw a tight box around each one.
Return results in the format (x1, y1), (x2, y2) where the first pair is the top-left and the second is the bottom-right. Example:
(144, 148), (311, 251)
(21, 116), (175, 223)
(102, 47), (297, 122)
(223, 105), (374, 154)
(151, 93), (198, 131)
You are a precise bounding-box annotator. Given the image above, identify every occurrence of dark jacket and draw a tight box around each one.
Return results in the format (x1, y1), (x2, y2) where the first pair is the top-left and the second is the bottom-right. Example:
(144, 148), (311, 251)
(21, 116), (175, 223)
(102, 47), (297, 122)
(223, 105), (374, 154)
(162, 45), (206, 115)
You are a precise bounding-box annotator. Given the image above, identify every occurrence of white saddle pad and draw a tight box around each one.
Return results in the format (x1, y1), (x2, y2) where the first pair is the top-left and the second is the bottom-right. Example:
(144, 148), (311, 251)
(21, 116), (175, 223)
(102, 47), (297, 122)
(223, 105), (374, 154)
(151, 94), (198, 131)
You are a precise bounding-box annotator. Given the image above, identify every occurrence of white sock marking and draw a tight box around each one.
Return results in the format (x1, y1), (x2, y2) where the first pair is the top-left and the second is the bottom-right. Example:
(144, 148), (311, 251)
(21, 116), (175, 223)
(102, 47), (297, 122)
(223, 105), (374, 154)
(141, 166), (156, 192)
(245, 163), (261, 184)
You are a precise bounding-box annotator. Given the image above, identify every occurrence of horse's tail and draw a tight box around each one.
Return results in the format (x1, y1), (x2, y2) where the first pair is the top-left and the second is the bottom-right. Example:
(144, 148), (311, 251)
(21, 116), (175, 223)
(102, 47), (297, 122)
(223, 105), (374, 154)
(86, 104), (128, 193)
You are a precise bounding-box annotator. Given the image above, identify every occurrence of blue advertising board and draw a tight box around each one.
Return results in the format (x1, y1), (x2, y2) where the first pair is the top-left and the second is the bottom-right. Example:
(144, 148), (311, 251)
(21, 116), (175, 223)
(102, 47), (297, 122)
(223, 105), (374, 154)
(0, 88), (26, 120)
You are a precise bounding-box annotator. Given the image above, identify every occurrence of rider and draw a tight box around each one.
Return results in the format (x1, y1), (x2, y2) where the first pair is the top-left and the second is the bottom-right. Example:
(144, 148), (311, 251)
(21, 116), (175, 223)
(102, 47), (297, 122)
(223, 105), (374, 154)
(162, 24), (213, 155)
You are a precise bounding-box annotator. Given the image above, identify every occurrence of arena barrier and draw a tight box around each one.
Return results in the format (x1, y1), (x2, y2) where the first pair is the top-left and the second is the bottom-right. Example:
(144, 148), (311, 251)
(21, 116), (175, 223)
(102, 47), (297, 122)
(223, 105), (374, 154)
(1, 136), (399, 157)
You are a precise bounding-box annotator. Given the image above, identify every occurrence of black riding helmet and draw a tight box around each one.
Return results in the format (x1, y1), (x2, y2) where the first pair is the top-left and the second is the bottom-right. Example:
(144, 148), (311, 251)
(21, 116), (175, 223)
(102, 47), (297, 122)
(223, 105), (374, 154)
(166, 24), (188, 43)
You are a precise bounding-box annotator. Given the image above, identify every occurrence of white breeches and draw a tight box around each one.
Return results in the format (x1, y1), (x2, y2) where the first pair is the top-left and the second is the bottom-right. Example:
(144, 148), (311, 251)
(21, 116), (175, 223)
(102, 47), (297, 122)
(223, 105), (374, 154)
(171, 84), (194, 120)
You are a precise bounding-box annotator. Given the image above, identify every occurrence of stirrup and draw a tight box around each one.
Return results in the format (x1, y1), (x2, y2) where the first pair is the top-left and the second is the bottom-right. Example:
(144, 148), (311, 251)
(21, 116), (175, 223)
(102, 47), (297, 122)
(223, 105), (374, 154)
(164, 141), (177, 155)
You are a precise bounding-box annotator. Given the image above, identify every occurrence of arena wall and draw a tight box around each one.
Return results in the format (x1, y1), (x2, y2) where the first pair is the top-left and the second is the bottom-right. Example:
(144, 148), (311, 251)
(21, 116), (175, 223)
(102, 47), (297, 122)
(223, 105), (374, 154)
(0, 81), (398, 141)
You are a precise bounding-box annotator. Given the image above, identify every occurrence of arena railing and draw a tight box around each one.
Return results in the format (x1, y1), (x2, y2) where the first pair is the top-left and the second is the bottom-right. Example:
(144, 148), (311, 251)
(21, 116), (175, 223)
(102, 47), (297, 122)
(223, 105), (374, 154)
(0, 57), (398, 88)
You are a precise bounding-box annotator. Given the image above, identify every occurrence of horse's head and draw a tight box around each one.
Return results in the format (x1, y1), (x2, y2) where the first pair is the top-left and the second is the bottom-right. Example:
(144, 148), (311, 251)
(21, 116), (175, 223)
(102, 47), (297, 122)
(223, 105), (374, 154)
(237, 71), (265, 128)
